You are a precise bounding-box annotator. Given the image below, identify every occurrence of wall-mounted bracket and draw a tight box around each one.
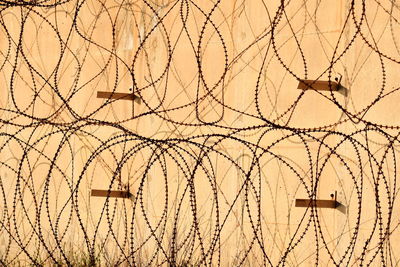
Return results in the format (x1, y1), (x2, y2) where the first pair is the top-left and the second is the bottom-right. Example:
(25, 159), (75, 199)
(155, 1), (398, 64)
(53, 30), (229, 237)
(91, 189), (132, 199)
(297, 79), (340, 91)
(295, 191), (339, 209)
(97, 91), (141, 103)
(97, 91), (141, 116)
(297, 74), (349, 97)
(295, 199), (338, 208)
(297, 75), (348, 96)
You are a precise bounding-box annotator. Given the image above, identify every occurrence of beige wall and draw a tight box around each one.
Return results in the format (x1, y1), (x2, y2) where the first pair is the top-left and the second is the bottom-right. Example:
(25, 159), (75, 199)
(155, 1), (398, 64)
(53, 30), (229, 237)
(1, 0), (400, 266)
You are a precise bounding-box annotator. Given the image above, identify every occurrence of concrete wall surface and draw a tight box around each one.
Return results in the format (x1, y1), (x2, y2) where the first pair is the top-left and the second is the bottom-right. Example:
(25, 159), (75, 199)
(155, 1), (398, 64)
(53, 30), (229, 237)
(1, 0), (400, 266)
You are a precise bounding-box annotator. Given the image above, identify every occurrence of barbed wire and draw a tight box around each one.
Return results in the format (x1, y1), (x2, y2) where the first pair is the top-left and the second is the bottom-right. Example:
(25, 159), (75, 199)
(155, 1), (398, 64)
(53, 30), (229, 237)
(0, 0), (400, 266)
